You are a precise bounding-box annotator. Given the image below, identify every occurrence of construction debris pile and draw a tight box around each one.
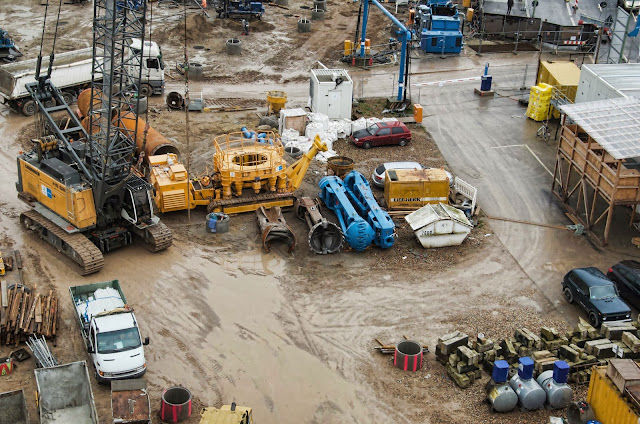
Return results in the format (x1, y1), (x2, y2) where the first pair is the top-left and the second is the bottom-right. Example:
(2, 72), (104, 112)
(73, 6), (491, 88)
(1, 285), (58, 345)
(436, 318), (640, 389)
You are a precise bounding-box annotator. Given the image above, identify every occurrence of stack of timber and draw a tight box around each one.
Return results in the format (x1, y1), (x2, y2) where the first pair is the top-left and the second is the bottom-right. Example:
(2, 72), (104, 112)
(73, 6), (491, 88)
(0, 285), (58, 345)
(437, 318), (640, 389)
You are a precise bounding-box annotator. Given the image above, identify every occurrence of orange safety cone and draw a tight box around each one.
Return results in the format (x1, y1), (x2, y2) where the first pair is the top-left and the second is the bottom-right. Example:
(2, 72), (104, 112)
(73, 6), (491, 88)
(351, 57), (356, 66)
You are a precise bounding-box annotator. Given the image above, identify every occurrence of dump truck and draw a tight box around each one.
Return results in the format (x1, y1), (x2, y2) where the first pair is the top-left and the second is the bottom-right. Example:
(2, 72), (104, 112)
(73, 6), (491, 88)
(0, 390), (28, 424)
(0, 39), (164, 116)
(70, 280), (149, 383)
(200, 403), (253, 424)
(35, 361), (99, 424)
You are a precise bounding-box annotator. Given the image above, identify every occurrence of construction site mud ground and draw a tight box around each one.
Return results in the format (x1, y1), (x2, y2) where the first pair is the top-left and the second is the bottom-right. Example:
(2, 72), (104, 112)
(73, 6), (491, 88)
(0, 1), (627, 423)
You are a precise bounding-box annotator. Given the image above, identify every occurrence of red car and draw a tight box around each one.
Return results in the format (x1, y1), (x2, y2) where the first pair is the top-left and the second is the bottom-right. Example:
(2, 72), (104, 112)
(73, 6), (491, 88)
(350, 121), (412, 149)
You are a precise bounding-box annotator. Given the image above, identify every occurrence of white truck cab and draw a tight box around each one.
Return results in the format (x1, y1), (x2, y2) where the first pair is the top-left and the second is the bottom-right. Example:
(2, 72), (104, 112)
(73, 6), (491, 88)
(71, 280), (149, 383)
(130, 38), (165, 97)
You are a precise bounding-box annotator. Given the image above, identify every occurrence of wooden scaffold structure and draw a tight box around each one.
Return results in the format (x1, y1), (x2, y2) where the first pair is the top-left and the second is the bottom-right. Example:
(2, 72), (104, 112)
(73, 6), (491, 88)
(552, 97), (640, 245)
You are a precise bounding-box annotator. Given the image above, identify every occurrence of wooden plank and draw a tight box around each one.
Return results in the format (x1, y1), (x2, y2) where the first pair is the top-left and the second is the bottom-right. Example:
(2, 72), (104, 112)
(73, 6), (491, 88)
(24, 294), (39, 332)
(1, 280), (7, 307)
(35, 296), (42, 323)
(14, 250), (22, 270)
(52, 297), (57, 337)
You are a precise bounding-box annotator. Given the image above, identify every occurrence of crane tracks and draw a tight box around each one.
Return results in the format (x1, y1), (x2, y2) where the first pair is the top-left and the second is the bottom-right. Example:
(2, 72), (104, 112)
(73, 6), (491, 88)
(20, 210), (104, 275)
(141, 221), (173, 252)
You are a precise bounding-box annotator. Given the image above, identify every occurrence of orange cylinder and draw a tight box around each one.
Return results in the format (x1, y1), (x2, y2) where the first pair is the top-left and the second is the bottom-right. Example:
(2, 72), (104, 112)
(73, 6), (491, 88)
(77, 88), (99, 118)
(118, 111), (180, 159)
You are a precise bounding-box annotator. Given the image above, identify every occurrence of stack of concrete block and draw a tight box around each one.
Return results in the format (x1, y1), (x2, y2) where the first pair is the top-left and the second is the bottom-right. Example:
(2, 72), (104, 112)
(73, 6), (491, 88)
(540, 326), (570, 351)
(622, 332), (640, 354)
(515, 328), (543, 357)
(435, 331), (468, 364)
(602, 322), (637, 341)
(531, 350), (559, 374)
(446, 345), (483, 388)
(570, 317), (601, 347)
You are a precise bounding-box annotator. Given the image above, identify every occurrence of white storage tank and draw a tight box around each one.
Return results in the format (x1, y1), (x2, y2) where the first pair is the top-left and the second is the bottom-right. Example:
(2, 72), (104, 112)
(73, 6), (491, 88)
(575, 64), (640, 103)
(309, 69), (353, 120)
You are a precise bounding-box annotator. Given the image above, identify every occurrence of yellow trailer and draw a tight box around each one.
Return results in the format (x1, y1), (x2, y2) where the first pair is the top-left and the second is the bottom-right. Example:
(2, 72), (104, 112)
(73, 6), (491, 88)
(384, 168), (450, 211)
(587, 365), (640, 424)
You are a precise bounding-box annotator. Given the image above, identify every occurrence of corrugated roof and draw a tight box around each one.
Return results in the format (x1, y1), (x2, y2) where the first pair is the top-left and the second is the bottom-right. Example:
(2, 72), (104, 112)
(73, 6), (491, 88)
(558, 97), (640, 160)
(582, 64), (640, 99)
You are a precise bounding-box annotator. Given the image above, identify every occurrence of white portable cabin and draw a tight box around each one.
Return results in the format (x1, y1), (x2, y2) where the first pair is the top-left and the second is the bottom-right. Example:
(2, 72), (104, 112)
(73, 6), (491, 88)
(405, 203), (473, 248)
(309, 68), (353, 120)
(575, 64), (640, 103)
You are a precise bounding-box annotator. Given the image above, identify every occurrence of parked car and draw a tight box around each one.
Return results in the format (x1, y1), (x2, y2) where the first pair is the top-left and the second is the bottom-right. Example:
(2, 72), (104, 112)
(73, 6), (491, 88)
(607, 260), (640, 309)
(562, 267), (631, 327)
(350, 121), (412, 149)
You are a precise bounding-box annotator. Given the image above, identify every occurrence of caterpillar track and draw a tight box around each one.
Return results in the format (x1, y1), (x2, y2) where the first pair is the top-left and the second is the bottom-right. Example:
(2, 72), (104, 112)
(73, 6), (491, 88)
(138, 221), (173, 252)
(20, 210), (104, 275)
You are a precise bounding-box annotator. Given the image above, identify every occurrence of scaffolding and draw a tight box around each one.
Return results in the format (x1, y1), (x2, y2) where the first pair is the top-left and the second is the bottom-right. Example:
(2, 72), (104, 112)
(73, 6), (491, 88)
(552, 97), (640, 245)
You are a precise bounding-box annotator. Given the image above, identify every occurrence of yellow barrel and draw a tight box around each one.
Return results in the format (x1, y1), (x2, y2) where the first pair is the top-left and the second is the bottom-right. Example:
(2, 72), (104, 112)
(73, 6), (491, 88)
(466, 7), (474, 22)
(462, 0), (471, 7)
(344, 40), (352, 56)
(365, 38), (371, 55)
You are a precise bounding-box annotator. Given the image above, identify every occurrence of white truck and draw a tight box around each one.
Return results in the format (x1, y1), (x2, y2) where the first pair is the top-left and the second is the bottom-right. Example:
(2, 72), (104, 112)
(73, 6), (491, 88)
(70, 280), (149, 384)
(0, 39), (164, 116)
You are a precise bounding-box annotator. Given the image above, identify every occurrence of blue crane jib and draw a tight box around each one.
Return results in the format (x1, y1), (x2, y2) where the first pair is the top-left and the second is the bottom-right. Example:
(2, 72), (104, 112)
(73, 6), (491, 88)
(319, 176), (375, 252)
(342, 171), (395, 249)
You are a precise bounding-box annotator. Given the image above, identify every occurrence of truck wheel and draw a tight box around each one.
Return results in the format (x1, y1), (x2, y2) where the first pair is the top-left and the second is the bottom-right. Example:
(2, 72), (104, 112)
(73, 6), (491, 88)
(563, 287), (574, 303)
(399, 138), (408, 146)
(22, 100), (36, 116)
(61, 91), (75, 106)
(363, 141), (372, 149)
(588, 311), (600, 328)
(139, 84), (153, 98)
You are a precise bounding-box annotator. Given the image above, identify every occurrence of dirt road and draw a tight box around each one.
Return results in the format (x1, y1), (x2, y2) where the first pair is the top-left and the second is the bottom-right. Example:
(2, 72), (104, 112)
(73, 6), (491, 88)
(0, 1), (591, 423)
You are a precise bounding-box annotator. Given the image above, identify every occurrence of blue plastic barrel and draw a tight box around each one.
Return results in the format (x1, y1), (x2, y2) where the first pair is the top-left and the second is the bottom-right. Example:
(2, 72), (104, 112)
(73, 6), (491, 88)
(206, 213), (217, 233)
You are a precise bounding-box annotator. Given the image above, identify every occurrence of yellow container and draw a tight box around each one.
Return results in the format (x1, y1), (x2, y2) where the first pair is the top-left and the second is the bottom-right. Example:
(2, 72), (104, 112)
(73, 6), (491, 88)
(466, 7), (474, 21)
(384, 168), (450, 211)
(413, 104), (423, 124)
(344, 40), (352, 56)
(587, 366), (640, 424)
(365, 38), (371, 55)
(462, 0), (471, 7)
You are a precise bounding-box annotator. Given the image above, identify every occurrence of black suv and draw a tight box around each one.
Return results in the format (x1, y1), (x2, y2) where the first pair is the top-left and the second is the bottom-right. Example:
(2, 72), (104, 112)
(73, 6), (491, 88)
(562, 267), (631, 327)
(607, 260), (640, 309)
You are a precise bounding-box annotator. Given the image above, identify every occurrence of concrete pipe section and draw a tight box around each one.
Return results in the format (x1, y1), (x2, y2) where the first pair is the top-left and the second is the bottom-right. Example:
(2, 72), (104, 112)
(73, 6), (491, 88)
(394, 340), (423, 372)
(311, 7), (325, 20)
(225, 38), (242, 55)
(298, 18), (311, 32)
(187, 62), (203, 80)
(160, 386), (192, 423)
(167, 92), (185, 110)
(314, 0), (326, 11)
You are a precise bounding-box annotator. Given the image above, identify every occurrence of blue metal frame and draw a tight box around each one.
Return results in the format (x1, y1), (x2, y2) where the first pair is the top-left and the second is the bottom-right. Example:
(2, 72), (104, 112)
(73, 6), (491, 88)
(359, 0), (411, 101)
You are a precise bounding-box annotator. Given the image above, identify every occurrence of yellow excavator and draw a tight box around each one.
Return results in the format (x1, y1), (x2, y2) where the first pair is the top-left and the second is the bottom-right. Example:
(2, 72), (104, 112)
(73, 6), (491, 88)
(200, 403), (253, 424)
(149, 132), (328, 214)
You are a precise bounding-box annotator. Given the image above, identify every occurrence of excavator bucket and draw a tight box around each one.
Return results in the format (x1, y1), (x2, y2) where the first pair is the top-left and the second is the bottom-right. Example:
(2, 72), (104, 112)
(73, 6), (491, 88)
(256, 206), (296, 253)
(295, 197), (343, 254)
